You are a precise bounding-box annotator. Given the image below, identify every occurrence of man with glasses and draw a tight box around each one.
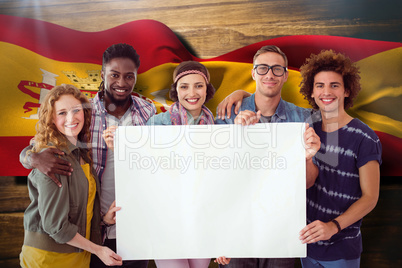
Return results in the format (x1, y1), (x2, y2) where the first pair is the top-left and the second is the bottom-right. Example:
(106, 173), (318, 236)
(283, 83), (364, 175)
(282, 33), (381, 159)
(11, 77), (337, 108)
(217, 45), (311, 125)
(216, 45), (320, 268)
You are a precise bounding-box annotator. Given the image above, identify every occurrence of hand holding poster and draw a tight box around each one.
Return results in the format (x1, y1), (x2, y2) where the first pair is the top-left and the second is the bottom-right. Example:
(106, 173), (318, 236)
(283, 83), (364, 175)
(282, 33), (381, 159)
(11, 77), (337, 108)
(114, 123), (307, 260)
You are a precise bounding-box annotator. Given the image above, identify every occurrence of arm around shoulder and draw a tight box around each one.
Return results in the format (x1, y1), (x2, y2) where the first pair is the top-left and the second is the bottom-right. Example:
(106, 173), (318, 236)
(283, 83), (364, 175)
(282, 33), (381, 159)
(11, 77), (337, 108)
(216, 90), (251, 120)
(25, 148), (72, 187)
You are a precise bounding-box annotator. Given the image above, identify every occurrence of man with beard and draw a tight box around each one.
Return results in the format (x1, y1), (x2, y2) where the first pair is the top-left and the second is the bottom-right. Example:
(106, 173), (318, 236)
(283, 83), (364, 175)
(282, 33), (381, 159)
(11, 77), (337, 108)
(20, 43), (156, 268)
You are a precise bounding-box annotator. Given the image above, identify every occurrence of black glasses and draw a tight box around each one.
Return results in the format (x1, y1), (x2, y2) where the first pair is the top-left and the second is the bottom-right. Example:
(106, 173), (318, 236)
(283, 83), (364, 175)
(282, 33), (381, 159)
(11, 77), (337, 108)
(253, 64), (287, 77)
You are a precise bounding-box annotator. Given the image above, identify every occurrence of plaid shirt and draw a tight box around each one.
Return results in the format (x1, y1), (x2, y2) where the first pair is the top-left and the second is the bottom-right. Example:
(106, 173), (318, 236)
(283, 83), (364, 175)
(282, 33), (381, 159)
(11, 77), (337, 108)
(90, 92), (156, 183)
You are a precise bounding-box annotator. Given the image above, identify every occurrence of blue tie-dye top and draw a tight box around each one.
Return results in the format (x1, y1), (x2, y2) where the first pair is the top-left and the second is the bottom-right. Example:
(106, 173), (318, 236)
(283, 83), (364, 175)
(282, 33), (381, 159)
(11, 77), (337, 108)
(307, 118), (382, 261)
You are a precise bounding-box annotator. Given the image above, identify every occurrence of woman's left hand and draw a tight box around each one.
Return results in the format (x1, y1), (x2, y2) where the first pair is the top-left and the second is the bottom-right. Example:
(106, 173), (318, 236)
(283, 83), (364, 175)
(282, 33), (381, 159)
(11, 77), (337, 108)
(103, 200), (121, 226)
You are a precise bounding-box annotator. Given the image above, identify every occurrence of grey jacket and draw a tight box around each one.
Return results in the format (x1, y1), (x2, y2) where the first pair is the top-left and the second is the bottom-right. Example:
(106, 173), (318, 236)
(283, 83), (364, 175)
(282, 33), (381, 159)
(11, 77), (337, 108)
(23, 141), (102, 253)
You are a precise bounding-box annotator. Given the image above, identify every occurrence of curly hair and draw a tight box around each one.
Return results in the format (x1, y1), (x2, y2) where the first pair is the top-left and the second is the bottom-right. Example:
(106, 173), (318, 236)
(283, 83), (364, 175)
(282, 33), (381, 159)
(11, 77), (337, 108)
(299, 50), (361, 110)
(31, 84), (93, 168)
(169, 61), (216, 103)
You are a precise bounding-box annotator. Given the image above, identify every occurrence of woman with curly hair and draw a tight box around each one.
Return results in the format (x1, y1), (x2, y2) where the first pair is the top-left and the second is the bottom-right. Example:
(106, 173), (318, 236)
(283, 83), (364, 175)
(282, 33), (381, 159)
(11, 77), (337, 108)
(298, 50), (382, 268)
(20, 84), (122, 268)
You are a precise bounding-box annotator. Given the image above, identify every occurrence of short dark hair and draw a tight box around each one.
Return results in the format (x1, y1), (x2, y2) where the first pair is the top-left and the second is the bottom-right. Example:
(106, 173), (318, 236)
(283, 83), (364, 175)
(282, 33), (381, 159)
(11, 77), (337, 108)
(102, 43), (140, 70)
(253, 45), (288, 67)
(299, 49), (361, 110)
(170, 61), (215, 103)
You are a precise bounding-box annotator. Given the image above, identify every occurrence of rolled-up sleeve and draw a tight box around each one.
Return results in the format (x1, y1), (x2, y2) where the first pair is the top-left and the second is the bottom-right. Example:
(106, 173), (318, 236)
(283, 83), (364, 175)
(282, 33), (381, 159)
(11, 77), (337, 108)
(32, 170), (78, 244)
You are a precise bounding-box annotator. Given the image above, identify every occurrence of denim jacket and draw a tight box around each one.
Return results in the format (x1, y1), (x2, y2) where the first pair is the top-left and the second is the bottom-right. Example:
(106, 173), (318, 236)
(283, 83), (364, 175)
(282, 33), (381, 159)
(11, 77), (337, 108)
(147, 110), (173, 125)
(215, 93), (313, 124)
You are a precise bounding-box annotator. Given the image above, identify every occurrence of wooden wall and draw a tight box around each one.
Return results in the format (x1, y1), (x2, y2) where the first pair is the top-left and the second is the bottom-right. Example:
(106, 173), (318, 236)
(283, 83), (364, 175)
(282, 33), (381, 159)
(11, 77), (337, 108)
(2, 176), (401, 267)
(0, 177), (30, 267)
(1, 0), (400, 58)
(1, 0), (401, 267)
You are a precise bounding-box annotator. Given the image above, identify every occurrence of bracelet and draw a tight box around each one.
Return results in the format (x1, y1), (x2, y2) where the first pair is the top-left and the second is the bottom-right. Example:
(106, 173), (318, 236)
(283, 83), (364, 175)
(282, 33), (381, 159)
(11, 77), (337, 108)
(332, 219), (341, 234)
(100, 212), (114, 227)
(102, 216), (115, 227)
(102, 217), (111, 227)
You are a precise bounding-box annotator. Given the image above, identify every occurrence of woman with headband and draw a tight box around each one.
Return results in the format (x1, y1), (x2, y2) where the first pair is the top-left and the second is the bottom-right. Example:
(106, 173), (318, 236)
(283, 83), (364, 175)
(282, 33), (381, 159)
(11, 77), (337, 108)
(147, 61), (215, 126)
(147, 61), (230, 267)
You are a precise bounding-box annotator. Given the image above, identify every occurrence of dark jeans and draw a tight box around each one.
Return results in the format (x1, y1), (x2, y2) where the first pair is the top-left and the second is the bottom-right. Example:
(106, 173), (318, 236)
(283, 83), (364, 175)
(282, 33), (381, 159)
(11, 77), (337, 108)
(90, 238), (148, 268)
(221, 258), (295, 268)
(300, 256), (360, 268)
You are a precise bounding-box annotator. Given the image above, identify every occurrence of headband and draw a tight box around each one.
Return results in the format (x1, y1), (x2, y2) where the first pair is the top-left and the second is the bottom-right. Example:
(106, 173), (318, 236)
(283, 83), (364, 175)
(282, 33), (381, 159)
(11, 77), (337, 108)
(174, 70), (209, 84)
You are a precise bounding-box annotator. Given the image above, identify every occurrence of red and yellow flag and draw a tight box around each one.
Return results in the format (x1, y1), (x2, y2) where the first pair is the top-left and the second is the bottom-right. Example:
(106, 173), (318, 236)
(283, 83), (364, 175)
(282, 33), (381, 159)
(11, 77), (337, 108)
(1, 15), (401, 176)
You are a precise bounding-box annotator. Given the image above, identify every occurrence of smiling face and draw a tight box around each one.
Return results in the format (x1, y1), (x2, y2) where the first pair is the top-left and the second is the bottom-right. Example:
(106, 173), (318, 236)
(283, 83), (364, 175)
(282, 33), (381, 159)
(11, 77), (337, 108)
(102, 57), (137, 107)
(311, 71), (349, 115)
(252, 52), (288, 100)
(53, 94), (85, 145)
(176, 73), (207, 118)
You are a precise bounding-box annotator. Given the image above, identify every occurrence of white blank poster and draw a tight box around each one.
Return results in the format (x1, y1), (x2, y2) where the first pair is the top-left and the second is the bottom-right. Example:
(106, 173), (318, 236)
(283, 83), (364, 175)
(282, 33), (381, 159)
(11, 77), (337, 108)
(114, 123), (306, 260)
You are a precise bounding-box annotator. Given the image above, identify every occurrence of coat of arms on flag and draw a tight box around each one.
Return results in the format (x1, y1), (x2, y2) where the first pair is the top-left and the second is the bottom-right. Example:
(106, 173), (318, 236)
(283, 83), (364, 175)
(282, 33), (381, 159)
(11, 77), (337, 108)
(0, 14), (401, 176)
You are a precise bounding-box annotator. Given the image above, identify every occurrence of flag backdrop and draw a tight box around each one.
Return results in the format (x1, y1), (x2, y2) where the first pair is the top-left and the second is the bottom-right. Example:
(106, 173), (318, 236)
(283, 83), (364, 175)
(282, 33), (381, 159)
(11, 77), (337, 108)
(1, 14), (401, 176)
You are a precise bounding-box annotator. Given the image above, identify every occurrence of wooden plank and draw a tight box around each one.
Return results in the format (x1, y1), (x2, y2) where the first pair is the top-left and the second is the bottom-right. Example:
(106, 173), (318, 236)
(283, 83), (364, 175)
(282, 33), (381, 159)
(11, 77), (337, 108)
(0, 212), (24, 260)
(360, 184), (402, 267)
(0, 0), (400, 58)
(0, 258), (20, 268)
(0, 177), (29, 213)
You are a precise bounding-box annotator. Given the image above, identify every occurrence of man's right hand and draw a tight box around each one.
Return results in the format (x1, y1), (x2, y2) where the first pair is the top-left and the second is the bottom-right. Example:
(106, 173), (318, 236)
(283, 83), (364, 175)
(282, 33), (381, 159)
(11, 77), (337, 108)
(31, 148), (72, 187)
(234, 110), (262, 125)
(102, 125), (117, 152)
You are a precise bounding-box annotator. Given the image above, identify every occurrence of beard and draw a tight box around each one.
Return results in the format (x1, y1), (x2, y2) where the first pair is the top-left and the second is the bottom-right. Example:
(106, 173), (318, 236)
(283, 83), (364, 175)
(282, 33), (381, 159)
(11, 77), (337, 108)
(104, 88), (131, 107)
